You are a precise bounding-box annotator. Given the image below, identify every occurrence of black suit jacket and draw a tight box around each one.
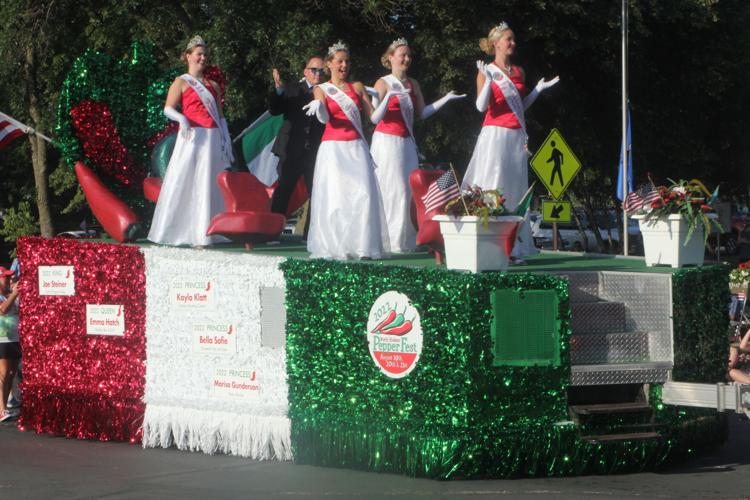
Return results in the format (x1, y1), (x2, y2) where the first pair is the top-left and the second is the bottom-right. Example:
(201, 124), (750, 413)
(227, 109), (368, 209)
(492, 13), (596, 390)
(268, 80), (325, 163)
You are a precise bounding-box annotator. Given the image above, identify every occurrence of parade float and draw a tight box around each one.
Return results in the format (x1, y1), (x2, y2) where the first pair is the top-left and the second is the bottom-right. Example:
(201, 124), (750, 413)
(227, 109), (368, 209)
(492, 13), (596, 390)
(9, 42), (737, 480)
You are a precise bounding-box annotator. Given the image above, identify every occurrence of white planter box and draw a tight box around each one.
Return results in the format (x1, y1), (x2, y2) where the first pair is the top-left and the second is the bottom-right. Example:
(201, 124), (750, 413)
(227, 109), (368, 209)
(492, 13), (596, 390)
(433, 215), (523, 272)
(633, 213), (712, 268)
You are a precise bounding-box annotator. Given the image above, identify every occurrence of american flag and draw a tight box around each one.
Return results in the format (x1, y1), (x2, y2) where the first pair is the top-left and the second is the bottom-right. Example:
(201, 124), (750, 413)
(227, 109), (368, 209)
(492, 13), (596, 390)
(623, 183), (660, 212)
(422, 171), (460, 213)
(0, 113), (26, 151)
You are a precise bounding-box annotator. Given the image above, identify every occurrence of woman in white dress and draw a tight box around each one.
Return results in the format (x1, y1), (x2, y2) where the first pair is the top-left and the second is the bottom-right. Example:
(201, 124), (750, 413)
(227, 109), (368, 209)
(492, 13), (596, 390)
(370, 38), (464, 252)
(303, 41), (389, 260)
(463, 22), (558, 258)
(148, 36), (234, 247)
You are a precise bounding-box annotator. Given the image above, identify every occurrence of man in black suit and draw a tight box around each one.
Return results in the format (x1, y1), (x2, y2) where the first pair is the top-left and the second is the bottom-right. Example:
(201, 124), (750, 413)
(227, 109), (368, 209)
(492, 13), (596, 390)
(269, 56), (326, 238)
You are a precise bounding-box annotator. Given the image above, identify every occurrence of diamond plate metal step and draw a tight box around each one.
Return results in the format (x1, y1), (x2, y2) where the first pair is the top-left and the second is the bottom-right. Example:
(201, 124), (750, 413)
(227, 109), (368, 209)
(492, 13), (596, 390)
(570, 362), (672, 386)
(571, 301), (626, 334)
(570, 331), (649, 364)
(560, 272), (600, 304)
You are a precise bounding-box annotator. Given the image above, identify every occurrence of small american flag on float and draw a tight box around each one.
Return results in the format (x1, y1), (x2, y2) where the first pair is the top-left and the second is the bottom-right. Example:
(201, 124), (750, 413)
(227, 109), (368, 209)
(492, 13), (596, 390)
(623, 183), (660, 212)
(422, 171), (460, 213)
(0, 112), (26, 151)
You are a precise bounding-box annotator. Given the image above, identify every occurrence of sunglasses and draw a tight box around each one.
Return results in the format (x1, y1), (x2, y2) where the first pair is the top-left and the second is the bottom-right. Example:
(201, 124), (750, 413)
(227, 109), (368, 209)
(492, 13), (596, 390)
(307, 68), (325, 75)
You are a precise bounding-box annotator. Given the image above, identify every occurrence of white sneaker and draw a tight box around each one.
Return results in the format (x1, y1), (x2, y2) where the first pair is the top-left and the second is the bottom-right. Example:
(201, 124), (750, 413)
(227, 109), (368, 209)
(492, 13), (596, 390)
(0, 408), (19, 422)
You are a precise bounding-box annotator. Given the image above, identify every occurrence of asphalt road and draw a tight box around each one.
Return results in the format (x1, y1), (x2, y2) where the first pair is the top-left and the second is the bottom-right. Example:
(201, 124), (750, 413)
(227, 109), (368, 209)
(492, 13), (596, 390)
(3, 414), (750, 499)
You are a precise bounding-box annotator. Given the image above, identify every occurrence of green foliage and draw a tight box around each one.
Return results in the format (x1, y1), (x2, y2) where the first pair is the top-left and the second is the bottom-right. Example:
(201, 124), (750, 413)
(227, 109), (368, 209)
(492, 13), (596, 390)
(48, 163), (86, 215)
(0, 200), (40, 251)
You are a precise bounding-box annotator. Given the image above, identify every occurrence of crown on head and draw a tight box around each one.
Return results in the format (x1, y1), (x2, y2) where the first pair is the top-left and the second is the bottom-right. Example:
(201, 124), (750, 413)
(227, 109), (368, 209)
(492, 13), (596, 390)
(186, 35), (207, 51)
(389, 37), (409, 50)
(492, 21), (510, 34)
(327, 40), (349, 56)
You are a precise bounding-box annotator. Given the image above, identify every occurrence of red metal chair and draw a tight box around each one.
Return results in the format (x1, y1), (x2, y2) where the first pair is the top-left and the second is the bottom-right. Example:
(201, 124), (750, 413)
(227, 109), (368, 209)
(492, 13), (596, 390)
(206, 171), (286, 249)
(409, 169), (448, 264)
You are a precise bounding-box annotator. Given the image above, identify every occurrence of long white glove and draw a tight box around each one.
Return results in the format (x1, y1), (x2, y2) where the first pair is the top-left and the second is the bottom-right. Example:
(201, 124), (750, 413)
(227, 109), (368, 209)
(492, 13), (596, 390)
(302, 99), (329, 124)
(370, 88), (411, 125)
(523, 76), (560, 110)
(364, 86), (380, 107)
(219, 118), (235, 164)
(421, 91), (466, 120)
(164, 106), (191, 139)
(475, 61), (493, 112)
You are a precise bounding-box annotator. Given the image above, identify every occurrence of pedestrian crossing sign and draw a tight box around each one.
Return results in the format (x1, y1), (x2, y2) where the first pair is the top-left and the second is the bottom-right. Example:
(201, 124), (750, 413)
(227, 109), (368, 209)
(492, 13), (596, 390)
(530, 129), (582, 200)
(542, 200), (572, 223)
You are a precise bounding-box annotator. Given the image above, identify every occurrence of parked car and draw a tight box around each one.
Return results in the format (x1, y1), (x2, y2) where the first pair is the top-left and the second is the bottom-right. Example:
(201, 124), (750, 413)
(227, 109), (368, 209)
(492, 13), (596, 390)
(530, 210), (641, 253)
(56, 229), (100, 239)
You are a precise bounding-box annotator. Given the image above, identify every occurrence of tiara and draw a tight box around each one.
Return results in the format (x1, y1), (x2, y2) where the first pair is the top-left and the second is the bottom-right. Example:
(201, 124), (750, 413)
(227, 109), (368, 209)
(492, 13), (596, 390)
(390, 37), (409, 49)
(492, 21), (510, 34)
(186, 35), (207, 51)
(327, 40), (349, 56)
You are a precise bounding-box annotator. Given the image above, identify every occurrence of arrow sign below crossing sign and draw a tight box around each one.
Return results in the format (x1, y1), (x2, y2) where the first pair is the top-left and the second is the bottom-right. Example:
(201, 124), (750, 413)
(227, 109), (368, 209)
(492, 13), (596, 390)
(530, 129), (582, 200)
(542, 200), (572, 223)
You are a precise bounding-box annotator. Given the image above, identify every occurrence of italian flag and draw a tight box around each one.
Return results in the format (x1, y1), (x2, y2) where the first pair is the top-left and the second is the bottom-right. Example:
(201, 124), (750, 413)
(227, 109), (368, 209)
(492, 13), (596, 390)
(239, 111), (283, 186)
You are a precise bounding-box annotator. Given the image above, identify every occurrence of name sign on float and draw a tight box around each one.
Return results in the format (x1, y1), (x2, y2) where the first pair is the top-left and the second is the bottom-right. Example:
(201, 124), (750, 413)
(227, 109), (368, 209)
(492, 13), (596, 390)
(38, 265), (75, 296)
(192, 322), (237, 354)
(86, 304), (125, 336)
(170, 278), (215, 310)
(212, 367), (260, 399)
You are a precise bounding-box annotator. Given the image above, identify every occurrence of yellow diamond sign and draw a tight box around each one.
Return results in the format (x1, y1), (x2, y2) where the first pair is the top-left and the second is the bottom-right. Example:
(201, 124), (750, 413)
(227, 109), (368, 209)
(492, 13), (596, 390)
(542, 200), (572, 223)
(530, 129), (582, 200)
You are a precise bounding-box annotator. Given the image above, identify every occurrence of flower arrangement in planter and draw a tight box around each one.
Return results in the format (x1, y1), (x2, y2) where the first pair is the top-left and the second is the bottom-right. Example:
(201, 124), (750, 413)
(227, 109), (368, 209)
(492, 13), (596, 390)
(434, 186), (524, 273)
(444, 186), (508, 221)
(629, 179), (721, 268)
(634, 179), (722, 243)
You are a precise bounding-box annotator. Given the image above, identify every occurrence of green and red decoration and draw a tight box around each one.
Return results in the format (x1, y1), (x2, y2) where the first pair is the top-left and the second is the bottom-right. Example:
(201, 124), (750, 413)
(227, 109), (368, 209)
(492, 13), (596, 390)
(56, 42), (227, 241)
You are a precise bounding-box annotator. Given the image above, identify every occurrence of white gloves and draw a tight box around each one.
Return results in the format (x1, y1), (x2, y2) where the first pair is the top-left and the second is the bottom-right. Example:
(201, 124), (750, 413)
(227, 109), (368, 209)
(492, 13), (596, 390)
(523, 76), (560, 110)
(164, 106), (191, 139)
(364, 86), (380, 107)
(220, 118), (235, 164)
(370, 87), (411, 125)
(475, 61), (494, 112)
(302, 99), (329, 124)
(421, 91), (466, 120)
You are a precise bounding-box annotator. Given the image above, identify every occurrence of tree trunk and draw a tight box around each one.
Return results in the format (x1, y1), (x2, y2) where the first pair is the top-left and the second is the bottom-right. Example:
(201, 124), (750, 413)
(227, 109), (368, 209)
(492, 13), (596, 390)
(25, 45), (54, 237)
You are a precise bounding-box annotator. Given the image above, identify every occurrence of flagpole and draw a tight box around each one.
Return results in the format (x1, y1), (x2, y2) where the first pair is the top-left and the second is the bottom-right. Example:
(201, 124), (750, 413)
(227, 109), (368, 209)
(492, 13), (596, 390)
(448, 162), (470, 215)
(27, 129), (54, 144)
(232, 110), (271, 143)
(621, 0), (629, 256)
(1, 112), (54, 145)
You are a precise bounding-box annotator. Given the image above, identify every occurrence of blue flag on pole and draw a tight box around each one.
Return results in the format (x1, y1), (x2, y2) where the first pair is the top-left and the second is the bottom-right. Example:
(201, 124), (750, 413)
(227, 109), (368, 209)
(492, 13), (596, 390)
(616, 106), (633, 201)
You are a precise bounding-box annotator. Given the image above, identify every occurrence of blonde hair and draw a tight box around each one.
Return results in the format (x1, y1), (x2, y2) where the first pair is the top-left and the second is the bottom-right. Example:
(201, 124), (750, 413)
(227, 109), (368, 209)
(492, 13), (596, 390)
(381, 38), (410, 69)
(479, 23), (511, 55)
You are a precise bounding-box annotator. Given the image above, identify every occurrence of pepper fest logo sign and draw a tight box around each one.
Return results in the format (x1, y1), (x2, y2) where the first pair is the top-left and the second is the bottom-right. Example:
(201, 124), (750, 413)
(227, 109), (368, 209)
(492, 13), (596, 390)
(367, 291), (422, 379)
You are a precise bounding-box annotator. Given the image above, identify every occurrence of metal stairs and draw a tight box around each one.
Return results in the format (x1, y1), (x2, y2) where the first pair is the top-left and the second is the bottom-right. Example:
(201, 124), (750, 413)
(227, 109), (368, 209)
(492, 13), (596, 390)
(561, 271), (673, 443)
(562, 271), (672, 387)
